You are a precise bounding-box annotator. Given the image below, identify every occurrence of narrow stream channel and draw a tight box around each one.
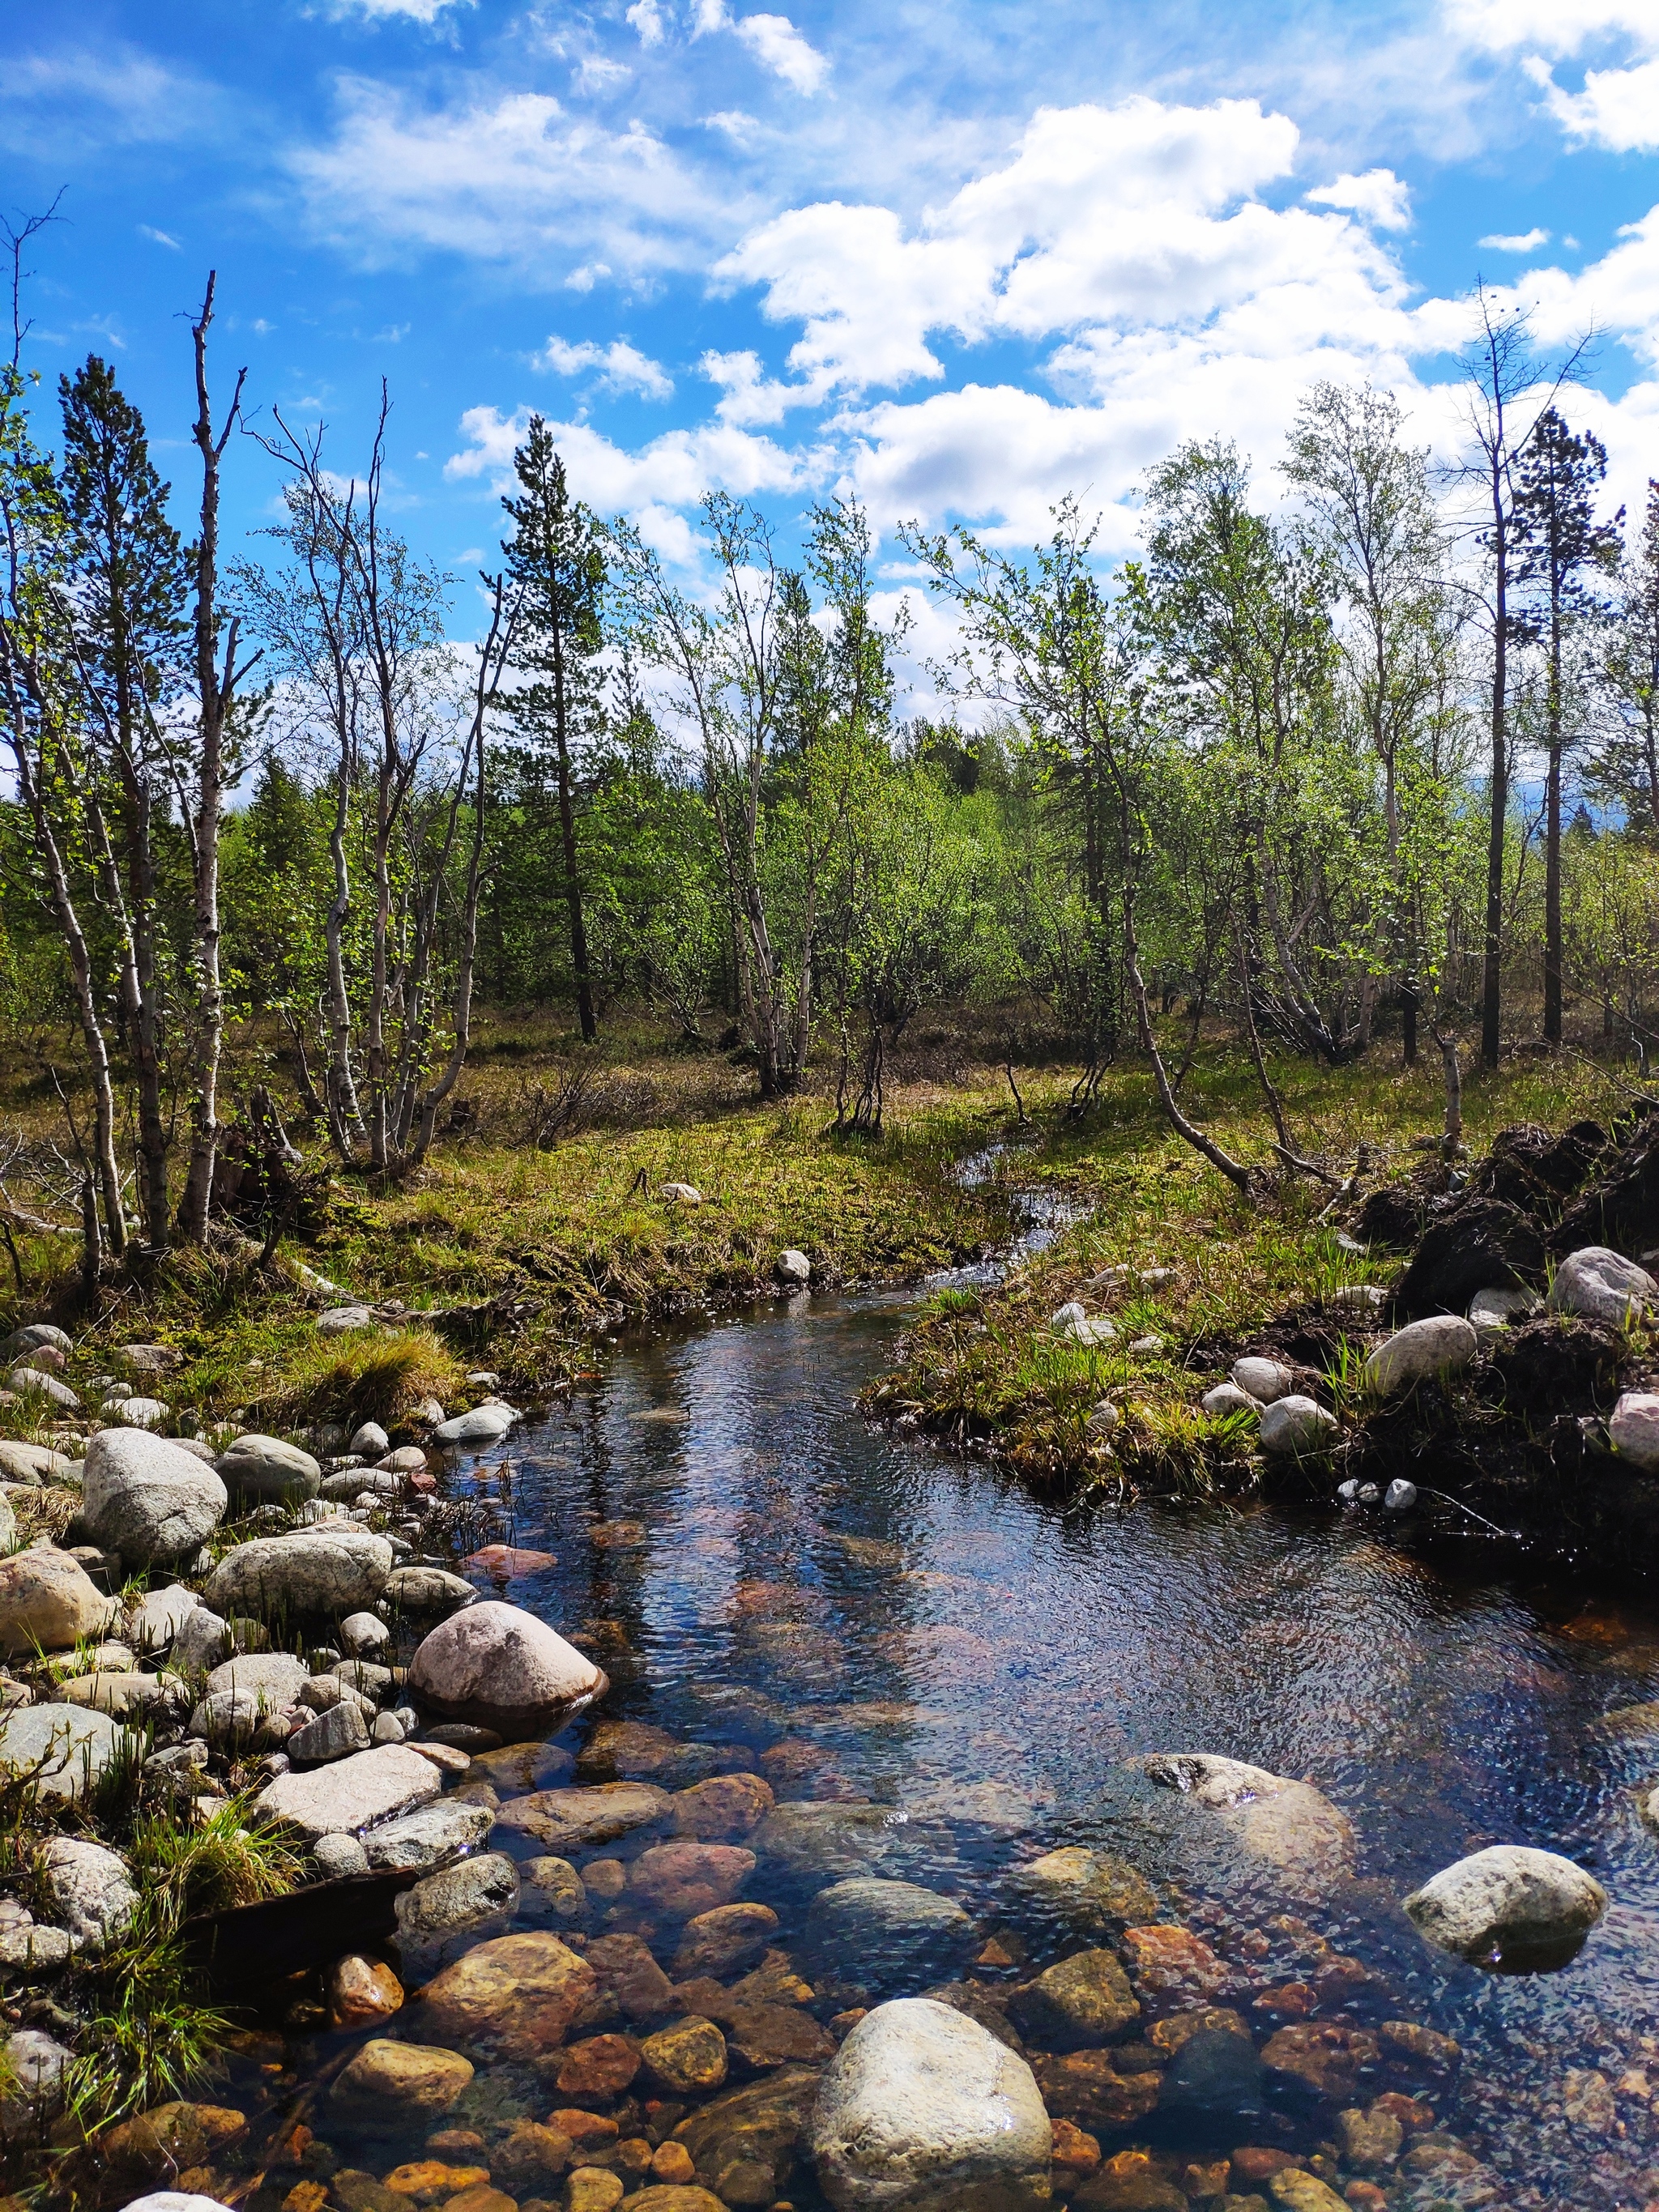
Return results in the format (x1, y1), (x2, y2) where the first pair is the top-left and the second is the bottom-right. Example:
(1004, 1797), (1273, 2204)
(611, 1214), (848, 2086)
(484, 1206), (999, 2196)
(417, 1247), (1659, 2210)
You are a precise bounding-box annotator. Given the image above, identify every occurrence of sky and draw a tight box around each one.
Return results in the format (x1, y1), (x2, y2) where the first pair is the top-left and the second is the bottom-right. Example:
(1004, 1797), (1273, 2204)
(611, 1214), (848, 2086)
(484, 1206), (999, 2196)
(6, 0), (1659, 663)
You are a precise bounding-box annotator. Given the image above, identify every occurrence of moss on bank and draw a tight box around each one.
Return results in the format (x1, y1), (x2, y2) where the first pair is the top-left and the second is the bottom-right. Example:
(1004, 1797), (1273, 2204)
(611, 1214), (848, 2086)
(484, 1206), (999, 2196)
(868, 1046), (1633, 1498)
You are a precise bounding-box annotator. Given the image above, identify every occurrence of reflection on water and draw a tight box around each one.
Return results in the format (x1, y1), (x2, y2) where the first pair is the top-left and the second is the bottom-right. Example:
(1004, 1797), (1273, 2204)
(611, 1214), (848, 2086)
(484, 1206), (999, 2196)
(441, 1281), (1659, 2207)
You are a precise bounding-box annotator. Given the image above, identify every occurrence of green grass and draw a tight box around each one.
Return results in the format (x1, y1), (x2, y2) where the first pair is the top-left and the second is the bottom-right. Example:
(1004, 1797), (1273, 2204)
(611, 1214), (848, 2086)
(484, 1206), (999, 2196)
(872, 1038), (1629, 1495)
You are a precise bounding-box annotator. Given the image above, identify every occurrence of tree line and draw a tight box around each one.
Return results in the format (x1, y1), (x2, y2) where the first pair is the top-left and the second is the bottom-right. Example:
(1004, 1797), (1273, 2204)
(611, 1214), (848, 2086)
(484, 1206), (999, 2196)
(2, 255), (1657, 1254)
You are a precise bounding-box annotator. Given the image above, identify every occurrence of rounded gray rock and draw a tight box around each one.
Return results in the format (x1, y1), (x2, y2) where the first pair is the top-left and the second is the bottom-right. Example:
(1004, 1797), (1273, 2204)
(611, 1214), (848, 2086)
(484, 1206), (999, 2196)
(1258, 1394), (1337, 1458)
(433, 1401), (517, 1447)
(0, 1703), (135, 1801)
(407, 1600), (604, 1735)
(82, 1430), (227, 1567)
(1404, 1843), (1606, 1970)
(776, 1248), (812, 1284)
(804, 1878), (975, 1994)
(348, 1421), (390, 1459)
(1201, 1382), (1260, 1418)
(1611, 1391), (1659, 1474)
(40, 1837), (137, 1954)
(810, 1996), (1051, 2211)
(384, 1566), (476, 1616)
(217, 1434), (322, 1505)
(1231, 1356), (1294, 1404)
(1550, 1246), (1657, 1328)
(0, 1324), (71, 1362)
(204, 1528), (393, 1619)
(1362, 1315), (1478, 1397)
(313, 1831), (371, 1878)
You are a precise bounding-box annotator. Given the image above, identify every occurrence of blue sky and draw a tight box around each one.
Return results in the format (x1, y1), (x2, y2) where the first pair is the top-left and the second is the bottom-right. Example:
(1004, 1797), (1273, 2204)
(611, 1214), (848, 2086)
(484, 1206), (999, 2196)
(6, 0), (1659, 651)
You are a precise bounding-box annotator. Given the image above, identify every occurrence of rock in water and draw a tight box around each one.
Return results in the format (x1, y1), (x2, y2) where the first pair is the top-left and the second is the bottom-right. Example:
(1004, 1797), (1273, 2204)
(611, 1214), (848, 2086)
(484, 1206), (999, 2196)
(408, 1600), (606, 1735)
(418, 1930), (596, 2066)
(395, 1853), (520, 1975)
(254, 1745), (441, 1839)
(433, 1402), (517, 1447)
(1258, 1396), (1338, 1460)
(1009, 1845), (1158, 1935)
(40, 1837), (137, 1954)
(217, 1434), (322, 1505)
(810, 1997), (1051, 2211)
(775, 1249), (811, 1285)
(204, 1528), (393, 1618)
(672, 2069), (819, 2209)
(1550, 1246), (1658, 1328)
(803, 1881), (976, 1999)
(1402, 1844), (1606, 1971)
(1362, 1315), (1478, 1397)
(0, 1550), (113, 1656)
(1096, 1754), (1353, 1907)
(82, 1430), (228, 1567)
(1154, 2023), (1265, 2142)
(1008, 1948), (1138, 2049)
(331, 2039), (474, 2127)
(1610, 1392), (1659, 1473)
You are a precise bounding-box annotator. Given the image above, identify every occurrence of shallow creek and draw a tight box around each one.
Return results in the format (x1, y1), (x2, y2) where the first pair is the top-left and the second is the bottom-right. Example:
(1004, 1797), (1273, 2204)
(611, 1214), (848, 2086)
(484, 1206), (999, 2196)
(223, 1272), (1659, 2212)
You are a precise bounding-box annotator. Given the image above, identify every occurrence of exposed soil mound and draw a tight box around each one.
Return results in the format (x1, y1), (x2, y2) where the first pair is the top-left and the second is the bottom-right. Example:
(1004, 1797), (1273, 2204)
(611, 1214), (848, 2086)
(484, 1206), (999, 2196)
(1391, 1197), (1546, 1320)
(1550, 1104), (1659, 1258)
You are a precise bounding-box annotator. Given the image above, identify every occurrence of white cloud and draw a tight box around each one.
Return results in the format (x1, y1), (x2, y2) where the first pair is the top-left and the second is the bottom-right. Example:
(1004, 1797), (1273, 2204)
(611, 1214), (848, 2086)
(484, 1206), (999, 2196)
(625, 0), (666, 45)
(702, 110), (763, 141)
(574, 54), (632, 94)
(445, 403), (809, 514)
(1478, 227), (1551, 251)
(716, 96), (1398, 415)
(0, 47), (221, 148)
(290, 79), (748, 277)
(138, 224), (181, 249)
(1305, 169), (1412, 232)
(1528, 51), (1659, 147)
(734, 15), (829, 94)
(322, 0), (475, 19)
(537, 335), (674, 399)
(1444, 0), (1659, 56)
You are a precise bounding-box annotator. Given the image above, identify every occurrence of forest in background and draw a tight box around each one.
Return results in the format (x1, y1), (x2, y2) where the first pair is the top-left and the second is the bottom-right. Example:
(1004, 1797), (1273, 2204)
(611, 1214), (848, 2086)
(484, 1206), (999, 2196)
(2, 241), (1658, 1265)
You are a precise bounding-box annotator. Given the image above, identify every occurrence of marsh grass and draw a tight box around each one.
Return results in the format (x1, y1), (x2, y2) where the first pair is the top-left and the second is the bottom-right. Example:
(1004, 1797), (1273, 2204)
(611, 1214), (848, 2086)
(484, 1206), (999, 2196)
(878, 1039), (1627, 1496)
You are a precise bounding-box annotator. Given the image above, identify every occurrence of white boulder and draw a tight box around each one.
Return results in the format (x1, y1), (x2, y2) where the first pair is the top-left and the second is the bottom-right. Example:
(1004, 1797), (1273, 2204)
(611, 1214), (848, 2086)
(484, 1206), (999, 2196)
(407, 1600), (604, 1735)
(203, 1528), (393, 1618)
(82, 1430), (227, 1568)
(433, 1402), (517, 1447)
(1550, 1247), (1657, 1328)
(317, 1306), (377, 1335)
(1362, 1315), (1478, 1397)
(217, 1434), (322, 1504)
(1258, 1395), (1338, 1458)
(810, 1996), (1051, 2211)
(102, 1397), (169, 1430)
(1232, 1357), (1294, 1404)
(348, 1421), (390, 1458)
(39, 1837), (137, 1954)
(255, 1743), (441, 1840)
(776, 1249), (812, 1285)
(1611, 1392), (1659, 1474)
(0, 1704), (135, 1801)
(1404, 1843), (1606, 1968)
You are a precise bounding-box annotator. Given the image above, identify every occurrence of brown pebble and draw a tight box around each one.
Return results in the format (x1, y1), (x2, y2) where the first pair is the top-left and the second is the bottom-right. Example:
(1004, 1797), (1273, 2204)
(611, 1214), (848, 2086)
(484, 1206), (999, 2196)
(583, 1860), (627, 1902)
(1230, 2147), (1301, 2184)
(1049, 2117), (1101, 2176)
(556, 2035), (642, 2099)
(382, 2163), (491, 2206)
(328, 1954), (404, 2030)
(650, 2143), (696, 2185)
(975, 1937), (1016, 1970)
(283, 2186), (328, 2212)
(549, 2112), (619, 2151)
(440, 2189), (515, 2212)
(427, 2135), (487, 2159)
(614, 2137), (653, 2176)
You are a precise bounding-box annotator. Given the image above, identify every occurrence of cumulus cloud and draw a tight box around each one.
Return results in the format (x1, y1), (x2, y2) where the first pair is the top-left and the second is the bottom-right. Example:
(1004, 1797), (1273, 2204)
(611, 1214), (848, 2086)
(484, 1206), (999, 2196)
(1306, 169), (1412, 231)
(445, 403), (808, 514)
(1528, 51), (1659, 148)
(1478, 227), (1551, 251)
(288, 77), (750, 277)
(625, 0), (667, 45)
(1444, 0), (1659, 56)
(537, 335), (674, 399)
(691, 2), (829, 92)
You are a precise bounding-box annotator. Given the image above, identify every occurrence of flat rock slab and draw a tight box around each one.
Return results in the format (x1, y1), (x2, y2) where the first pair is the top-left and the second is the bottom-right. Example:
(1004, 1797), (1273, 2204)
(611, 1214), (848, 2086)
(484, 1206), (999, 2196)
(364, 1799), (496, 1871)
(255, 1745), (441, 1840)
(0, 1703), (136, 1801)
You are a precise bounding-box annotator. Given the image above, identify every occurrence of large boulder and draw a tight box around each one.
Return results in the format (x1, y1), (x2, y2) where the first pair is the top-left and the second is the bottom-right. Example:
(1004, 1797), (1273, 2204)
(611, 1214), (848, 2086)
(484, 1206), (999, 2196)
(418, 1930), (596, 2068)
(1611, 1392), (1659, 1473)
(1094, 1754), (1354, 1906)
(216, 1435), (322, 1505)
(1362, 1315), (1478, 1398)
(128, 1583), (200, 1656)
(802, 1880), (976, 1999)
(0, 1441), (75, 1485)
(1403, 1843), (1606, 1971)
(254, 1744), (441, 1840)
(82, 1431), (226, 1568)
(407, 1600), (605, 1736)
(204, 1528), (393, 1619)
(395, 1852), (520, 1975)
(1009, 1845), (1159, 1936)
(809, 1997), (1051, 2211)
(39, 1837), (137, 1954)
(750, 1802), (957, 1888)
(0, 1550), (113, 1656)
(1550, 1247), (1658, 1329)
(0, 1703), (136, 1802)
(0, 1324), (70, 1362)
(363, 1798), (495, 1871)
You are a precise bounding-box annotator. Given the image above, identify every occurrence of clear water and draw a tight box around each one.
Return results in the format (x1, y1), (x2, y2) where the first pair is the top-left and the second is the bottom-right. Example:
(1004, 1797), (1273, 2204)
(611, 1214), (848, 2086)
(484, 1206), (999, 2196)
(440, 1277), (1659, 2210)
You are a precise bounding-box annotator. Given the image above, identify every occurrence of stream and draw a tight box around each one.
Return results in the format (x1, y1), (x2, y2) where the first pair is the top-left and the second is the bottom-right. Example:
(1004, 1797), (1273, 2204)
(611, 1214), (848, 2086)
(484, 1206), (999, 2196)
(406, 1251), (1659, 2211)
